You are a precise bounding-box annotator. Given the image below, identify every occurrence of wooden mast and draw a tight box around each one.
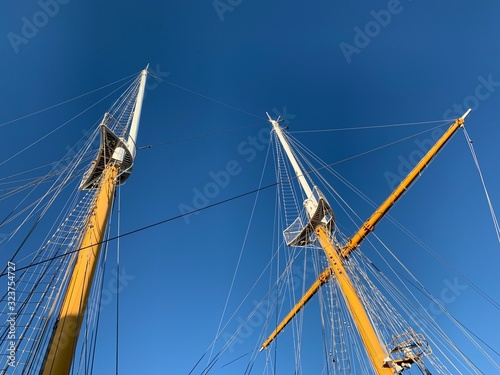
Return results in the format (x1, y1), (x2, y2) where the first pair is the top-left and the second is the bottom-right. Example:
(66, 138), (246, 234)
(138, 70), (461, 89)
(261, 109), (471, 374)
(40, 67), (148, 375)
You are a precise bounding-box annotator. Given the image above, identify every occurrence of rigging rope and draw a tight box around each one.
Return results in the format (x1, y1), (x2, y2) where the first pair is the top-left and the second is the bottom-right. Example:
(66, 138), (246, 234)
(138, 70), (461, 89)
(0, 78), (134, 168)
(462, 126), (500, 245)
(289, 119), (452, 133)
(137, 122), (268, 150)
(0, 72), (139, 129)
(207, 138), (272, 364)
(188, 243), (303, 374)
(148, 72), (265, 121)
(115, 186), (121, 375)
(365, 232), (494, 373)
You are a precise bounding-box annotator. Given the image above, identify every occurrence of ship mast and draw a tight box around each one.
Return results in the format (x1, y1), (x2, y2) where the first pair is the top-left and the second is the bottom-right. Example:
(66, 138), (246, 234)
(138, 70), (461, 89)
(262, 109), (471, 374)
(40, 67), (149, 375)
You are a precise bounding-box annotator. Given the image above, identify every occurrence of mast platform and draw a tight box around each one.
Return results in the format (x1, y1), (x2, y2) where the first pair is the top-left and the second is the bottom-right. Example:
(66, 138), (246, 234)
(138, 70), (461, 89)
(79, 114), (135, 190)
(284, 186), (335, 246)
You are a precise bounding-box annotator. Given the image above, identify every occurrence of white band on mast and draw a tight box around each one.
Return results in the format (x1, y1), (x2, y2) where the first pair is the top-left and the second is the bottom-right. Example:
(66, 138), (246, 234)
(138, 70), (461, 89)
(127, 65), (149, 159)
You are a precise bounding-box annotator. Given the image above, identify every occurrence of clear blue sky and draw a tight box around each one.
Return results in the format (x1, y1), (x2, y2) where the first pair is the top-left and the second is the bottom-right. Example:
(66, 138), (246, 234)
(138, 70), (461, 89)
(1, 1), (500, 374)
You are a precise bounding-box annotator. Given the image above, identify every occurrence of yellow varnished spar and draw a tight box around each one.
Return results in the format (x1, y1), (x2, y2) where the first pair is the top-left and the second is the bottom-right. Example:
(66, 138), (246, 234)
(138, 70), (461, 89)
(261, 109), (471, 374)
(41, 163), (118, 375)
(41, 67), (149, 375)
(260, 267), (332, 349)
(341, 110), (471, 258)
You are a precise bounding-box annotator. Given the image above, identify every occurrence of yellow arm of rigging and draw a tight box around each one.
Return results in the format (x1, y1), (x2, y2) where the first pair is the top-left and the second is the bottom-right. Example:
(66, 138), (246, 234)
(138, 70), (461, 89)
(341, 112), (470, 257)
(260, 267), (333, 351)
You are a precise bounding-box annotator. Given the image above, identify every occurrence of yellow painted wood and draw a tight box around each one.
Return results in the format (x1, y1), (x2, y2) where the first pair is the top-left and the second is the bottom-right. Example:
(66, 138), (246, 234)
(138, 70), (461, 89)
(315, 225), (395, 375)
(341, 116), (465, 258)
(261, 267), (332, 350)
(41, 164), (118, 375)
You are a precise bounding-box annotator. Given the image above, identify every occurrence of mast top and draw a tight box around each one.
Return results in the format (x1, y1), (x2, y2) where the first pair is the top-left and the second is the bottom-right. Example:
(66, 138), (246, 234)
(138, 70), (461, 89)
(461, 108), (472, 120)
(80, 69), (149, 190)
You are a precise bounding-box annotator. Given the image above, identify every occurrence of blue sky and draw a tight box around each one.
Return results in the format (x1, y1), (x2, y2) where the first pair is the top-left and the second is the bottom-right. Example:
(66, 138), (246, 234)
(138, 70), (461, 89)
(1, 0), (500, 374)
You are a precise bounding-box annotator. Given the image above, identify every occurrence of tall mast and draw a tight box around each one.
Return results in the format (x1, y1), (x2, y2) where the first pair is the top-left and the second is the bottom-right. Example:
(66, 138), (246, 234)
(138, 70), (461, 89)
(262, 109), (471, 374)
(40, 67), (149, 375)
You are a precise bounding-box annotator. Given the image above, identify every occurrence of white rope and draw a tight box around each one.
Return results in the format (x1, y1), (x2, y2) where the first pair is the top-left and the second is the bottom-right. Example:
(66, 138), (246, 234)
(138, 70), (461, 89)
(207, 139), (272, 363)
(462, 126), (500, 245)
(289, 119), (452, 133)
(150, 75), (264, 121)
(0, 72), (138, 129)
(362, 251), (462, 374)
(0, 78), (133, 168)
(365, 233), (490, 373)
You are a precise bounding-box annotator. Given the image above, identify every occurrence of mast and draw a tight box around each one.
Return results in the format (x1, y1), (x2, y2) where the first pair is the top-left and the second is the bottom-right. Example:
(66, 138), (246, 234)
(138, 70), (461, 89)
(40, 67), (149, 375)
(262, 109), (471, 374)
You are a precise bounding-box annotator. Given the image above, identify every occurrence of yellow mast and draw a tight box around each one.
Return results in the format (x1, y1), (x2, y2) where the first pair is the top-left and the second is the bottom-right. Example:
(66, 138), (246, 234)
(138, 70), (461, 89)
(41, 164), (118, 375)
(40, 67), (148, 375)
(261, 110), (471, 374)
